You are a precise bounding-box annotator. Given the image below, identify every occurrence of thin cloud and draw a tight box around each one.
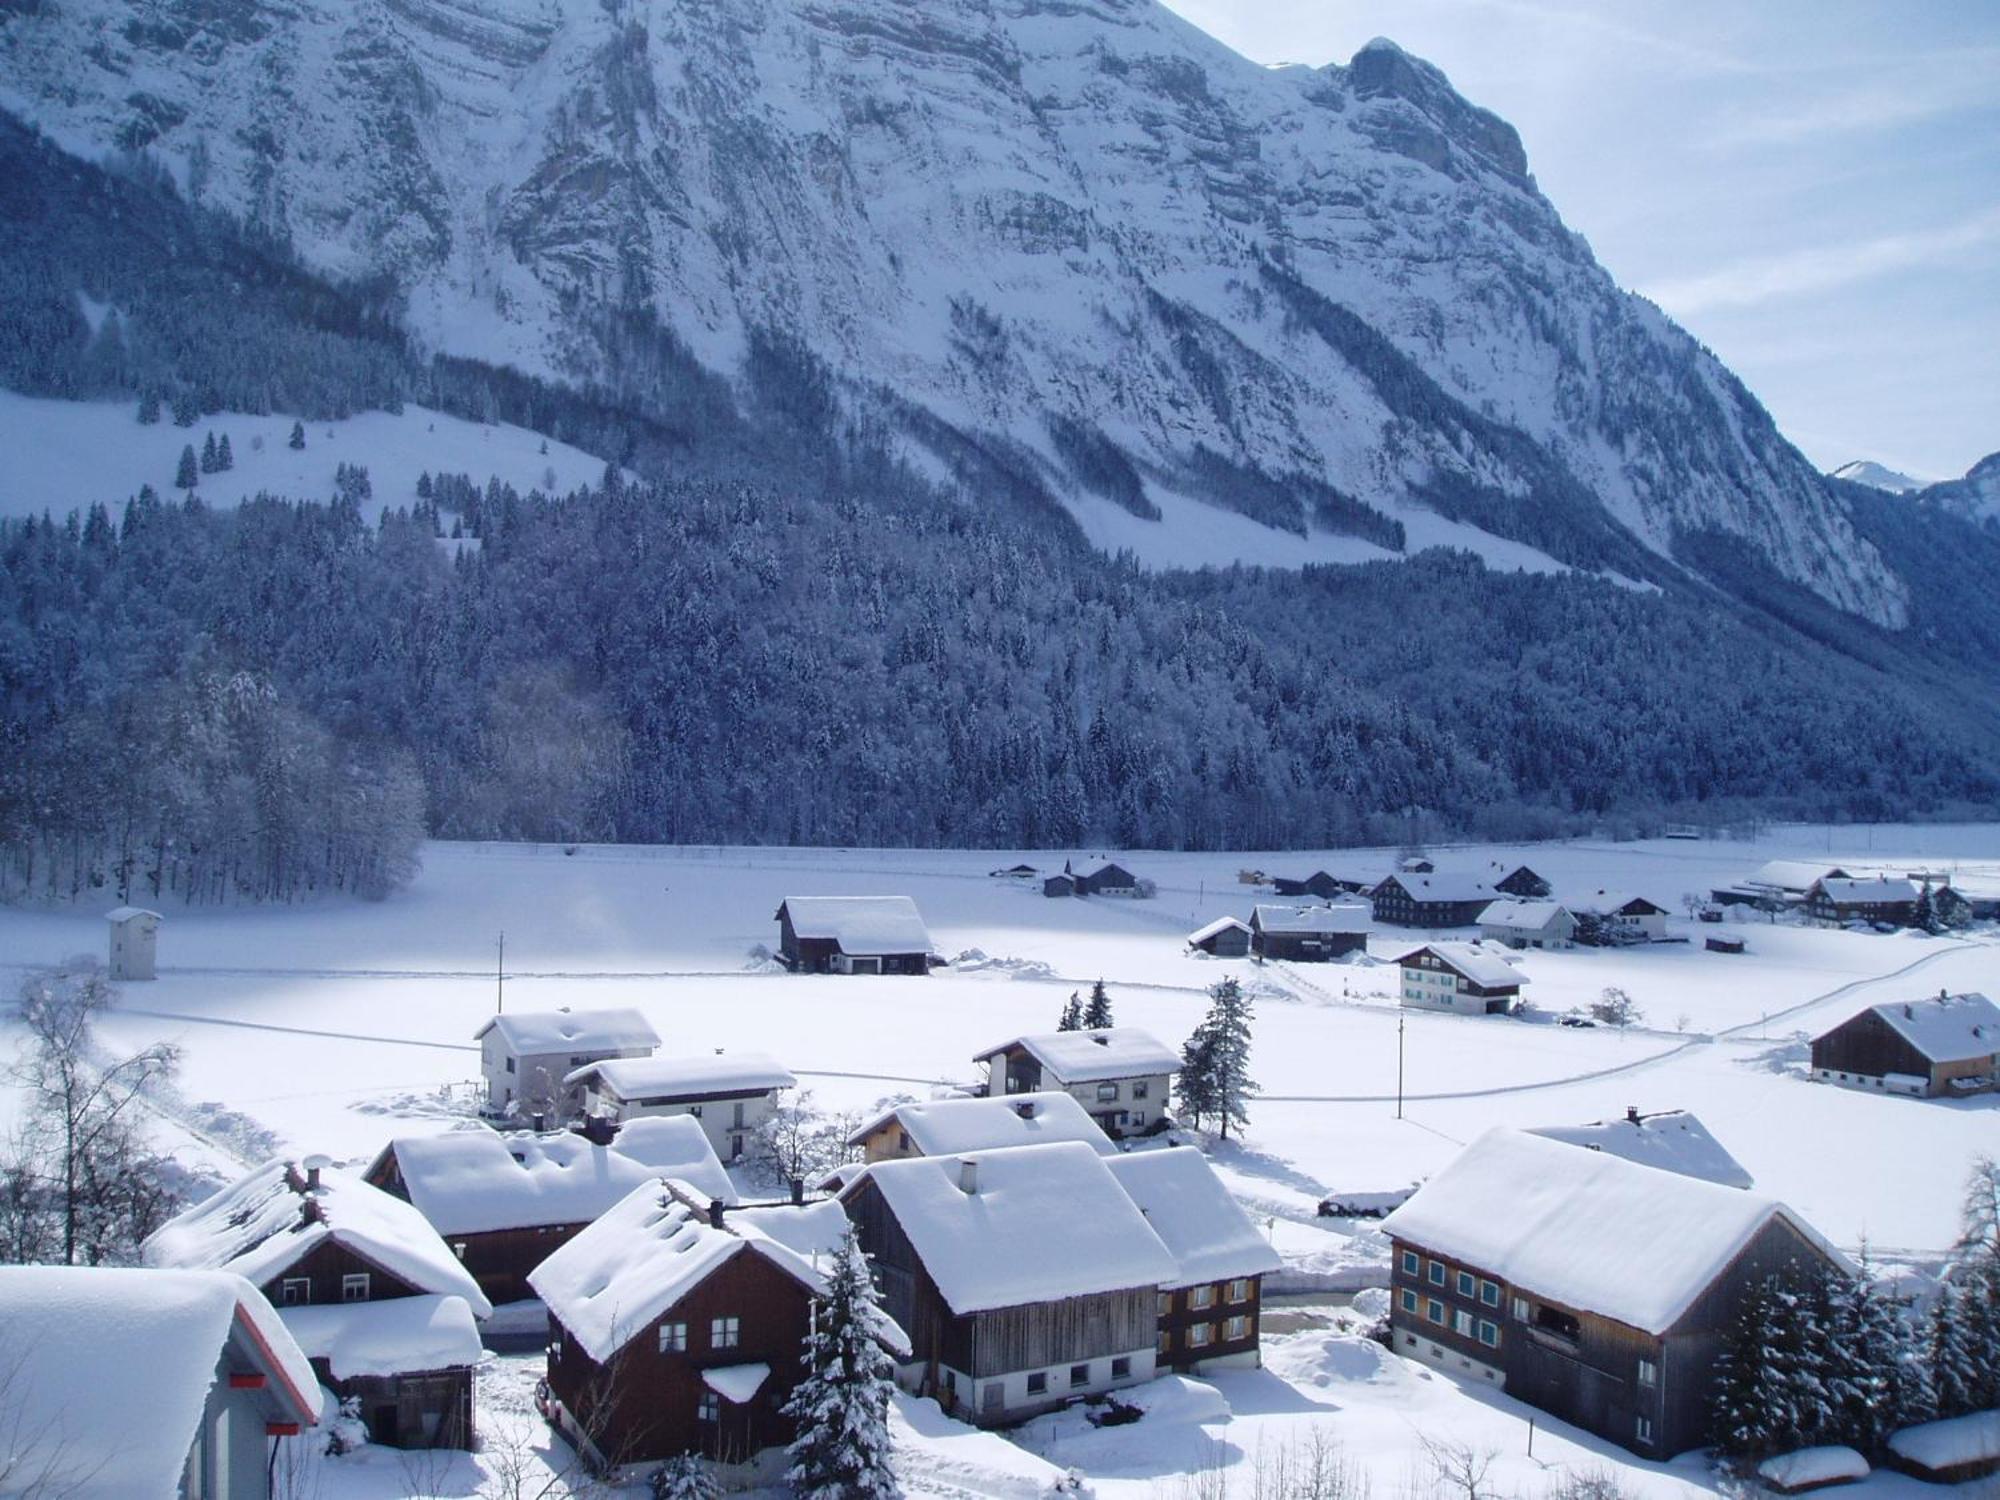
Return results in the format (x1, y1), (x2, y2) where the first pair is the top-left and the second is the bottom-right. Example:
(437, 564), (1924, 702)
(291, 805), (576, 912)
(1644, 207), (2000, 315)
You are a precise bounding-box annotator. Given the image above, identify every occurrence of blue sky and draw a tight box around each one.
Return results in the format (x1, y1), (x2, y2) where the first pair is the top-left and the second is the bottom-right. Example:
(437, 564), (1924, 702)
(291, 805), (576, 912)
(1161, 0), (2000, 480)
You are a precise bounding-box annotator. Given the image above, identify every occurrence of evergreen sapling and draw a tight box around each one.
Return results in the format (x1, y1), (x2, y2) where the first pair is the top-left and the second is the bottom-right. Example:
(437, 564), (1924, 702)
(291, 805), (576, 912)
(784, 1225), (900, 1500)
(1082, 978), (1113, 1030)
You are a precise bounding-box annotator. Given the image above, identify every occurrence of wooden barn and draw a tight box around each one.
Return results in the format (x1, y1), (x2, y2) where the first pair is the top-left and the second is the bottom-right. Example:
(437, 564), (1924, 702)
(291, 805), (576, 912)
(837, 1142), (1178, 1425)
(1809, 991), (1999, 1098)
(1370, 873), (1495, 928)
(1489, 864), (1554, 899)
(1248, 904), (1370, 961)
(774, 896), (932, 974)
(846, 1091), (1115, 1164)
(1187, 915), (1253, 957)
(972, 1027), (1180, 1138)
(145, 1155), (491, 1450)
(1072, 860), (1141, 896)
(1271, 871), (1341, 900)
(364, 1117), (737, 1305)
(1381, 1128), (1847, 1458)
(1804, 876), (1920, 928)
(1398, 942), (1527, 1015)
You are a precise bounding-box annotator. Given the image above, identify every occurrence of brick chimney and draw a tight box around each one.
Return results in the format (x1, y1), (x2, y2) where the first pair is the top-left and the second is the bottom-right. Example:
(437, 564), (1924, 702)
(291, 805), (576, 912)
(958, 1158), (979, 1195)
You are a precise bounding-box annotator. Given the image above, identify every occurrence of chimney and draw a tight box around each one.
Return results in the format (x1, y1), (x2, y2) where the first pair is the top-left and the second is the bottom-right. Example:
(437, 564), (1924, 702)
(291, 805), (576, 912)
(302, 1153), (330, 1193)
(708, 1198), (726, 1229)
(1625, 1106), (1641, 1125)
(580, 1113), (616, 1147)
(958, 1158), (979, 1195)
(790, 1177), (805, 1206)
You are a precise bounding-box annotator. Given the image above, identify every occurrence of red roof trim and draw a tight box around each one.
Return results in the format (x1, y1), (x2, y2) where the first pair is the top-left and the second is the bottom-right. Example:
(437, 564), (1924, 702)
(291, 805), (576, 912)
(231, 1302), (318, 1426)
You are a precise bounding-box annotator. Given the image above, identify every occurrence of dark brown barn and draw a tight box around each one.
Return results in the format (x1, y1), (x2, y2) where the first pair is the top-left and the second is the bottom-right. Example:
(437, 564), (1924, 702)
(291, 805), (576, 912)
(774, 896), (932, 974)
(1272, 872), (1341, 900)
(1490, 864), (1554, 899)
(1809, 992), (1999, 1098)
(1381, 1129), (1846, 1458)
(1248, 903), (1369, 961)
(1187, 916), (1253, 957)
(1370, 873), (1495, 928)
(1803, 876), (1920, 928)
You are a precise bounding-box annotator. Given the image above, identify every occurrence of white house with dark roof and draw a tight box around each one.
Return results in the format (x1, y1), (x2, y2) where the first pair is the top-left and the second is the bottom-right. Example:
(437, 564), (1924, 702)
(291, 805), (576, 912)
(1397, 942), (1527, 1014)
(774, 896), (933, 974)
(0, 1265), (322, 1500)
(847, 1090), (1116, 1163)
(474, 1007), (661, 1119)
(1105, 1147), (1283, 1373)
(569, 1052), (798, 1161)
(972, 1027), (1180, 1138)
(1530, 1108), (1754, 1189)
(1810, 991), (2000, 1097)
(1477, 899), (1576, 950)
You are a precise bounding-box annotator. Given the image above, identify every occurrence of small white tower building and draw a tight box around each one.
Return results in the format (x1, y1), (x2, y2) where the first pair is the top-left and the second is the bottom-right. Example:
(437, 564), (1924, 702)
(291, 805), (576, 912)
(107, 906), (163, 981)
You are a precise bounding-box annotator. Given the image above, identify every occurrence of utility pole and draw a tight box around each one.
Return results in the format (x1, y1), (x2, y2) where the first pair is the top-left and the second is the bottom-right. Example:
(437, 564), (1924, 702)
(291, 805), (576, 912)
(496, 931), (506, 1015)
(1396, 1007), (1406, 1120)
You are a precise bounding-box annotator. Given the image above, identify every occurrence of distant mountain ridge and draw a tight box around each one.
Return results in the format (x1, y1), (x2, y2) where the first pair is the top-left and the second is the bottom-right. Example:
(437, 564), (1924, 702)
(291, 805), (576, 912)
(1828, 460), (1926, 495)
(0, 0), (1909, 623)
(1914, 452), (2000, 530)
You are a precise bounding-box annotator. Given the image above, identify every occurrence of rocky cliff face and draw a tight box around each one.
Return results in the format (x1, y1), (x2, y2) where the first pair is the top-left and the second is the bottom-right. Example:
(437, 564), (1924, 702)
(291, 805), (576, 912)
(0, 0), (1907, 622)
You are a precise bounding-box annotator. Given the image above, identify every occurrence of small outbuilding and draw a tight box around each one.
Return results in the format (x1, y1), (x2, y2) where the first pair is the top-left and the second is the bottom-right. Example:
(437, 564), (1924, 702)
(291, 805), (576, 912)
(107, 905), (164, 981)
(1808, 991), (1999, 1098)
(1248, 903), (1369, 961)
(774, 896), (932, 973)
(1187, 915), (1253, 957)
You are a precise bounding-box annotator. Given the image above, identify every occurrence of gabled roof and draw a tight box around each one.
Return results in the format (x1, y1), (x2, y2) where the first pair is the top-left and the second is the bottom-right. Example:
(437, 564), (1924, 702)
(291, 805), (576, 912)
(1530, 1110), (1754, 1190)
(144, 1158), (493, 1318)
(472, 1007), (660, 1054)
(0, 1266), (321, 1500)
(1105, 1148), (1283, 1289)
(971, 1027), (1181, 1082)
(105, 904), (163, 923)
(367, 1117), (736, 1236)
(1381, 1128), (1842, 1336)
(847, 1091), (1116, 1157)
(1477, 899), (1571, 929)
(1079, 861), (1136, 882)
(1747, 859), (1851, 892)
(528, 1181), (826, 1363)
(776, 896), (932, 954)
(1376, 872), (1494, 903)
(1250, 903), (1370, 935)
(1814, 876), (1920, 904)
(1397, 941), (1526, 989)
(1858, 992), (2000, 1064)
(841, 1142), (1178, 1314)
(568, 1051), (797, 1099)
(1187, 915), (1252, 945)
(1567, 890), (1669, 918)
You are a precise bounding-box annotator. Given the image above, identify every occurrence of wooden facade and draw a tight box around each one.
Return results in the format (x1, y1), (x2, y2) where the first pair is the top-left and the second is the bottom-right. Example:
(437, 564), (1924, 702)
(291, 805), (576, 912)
(1154, 1276), (1263, 1372)
(1189, 920), (1252, 957)
(1076, 863), (1139, 896)
(1803, 881), (1918, 928)
(1272, 872), (1340, 900)
(1810, 1005), (1998, 1098)
(775, 907), (928, 974)
(1248, 915), (1366, 962)
(1371, 877), (1492, 929)
(1493, 866), (1553, 899)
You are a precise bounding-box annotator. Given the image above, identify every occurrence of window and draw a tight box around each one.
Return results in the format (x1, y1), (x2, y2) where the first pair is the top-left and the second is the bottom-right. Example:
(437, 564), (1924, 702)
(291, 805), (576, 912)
(698, 1394), (720, 1424)
(341, 1274), (370, 1303)
(1453, 1310), (1474, 1338)
(452, 1242), (467, 1260)
(732, 1102), (746, 1128)
(1480, 1280), (1500, 1307)
(658, 1322), (687, 1354)
(505, 1057), (516, 1074)
(1637, 1358), (1658, 1388)
(1478, 1321), (1499, 1348)
(1026, 1372), (1048, 1395)
(1401, 1250), (1420, 1276)
(1426, 1299), (1445, 1324)
(1456, 1271), (1476, 1298)
(689, 1103), (703, 1117)
(1511, 1296), (1530, 1322)
(711, 1316), (740, 1350)
(1189, 1285), (1216, 1310)
(1111, 1357), (1131, 1379)
(898, 1131), (911, 1152)
(1226, 1279), (1250, 1303)
(1428, 1261), (1446, 1286)
(1400, 1289), (1418, 1314)
(1132, 1082), (1149, 1100)
(1187, 1323), (1213, 1348)
(1635, 1416), (1653, 1445)
(1070, 1364), (1090, 1387)
(569, 1055), (588, 1067)
(280, 1278), (310, 1307)
(1158, 1292), (1175, 1316)
(1223, 1316), (1251, 1341)
(1096, 1082), (1119, 1102)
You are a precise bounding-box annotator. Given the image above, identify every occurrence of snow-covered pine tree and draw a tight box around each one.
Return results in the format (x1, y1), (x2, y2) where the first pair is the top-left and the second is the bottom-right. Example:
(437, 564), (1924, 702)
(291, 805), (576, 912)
(137, 391), (160, 424)
(416, 470), (433, 500)
(216, 434), (233, 471)
(1912, 881), (1937, 933)
(172, 391), (198, 427)
(1198, 976), (1255, 1140)
(1082, 978), (1113, 1030)
(784, 1225), (899, 1500)
(1927, 1280), (1981, 1419)
(1756, 1275), (1819, 1453)
(649, 1453), (719, 1500)
(288, 419), (306, 450)
(1175, 1023), (1217, 1133)
(1712, 1277), (1778, 1458)
(175, 444), (199, 491)
(1057, 992), (1083, 1031)
(199, 432), (219, 473)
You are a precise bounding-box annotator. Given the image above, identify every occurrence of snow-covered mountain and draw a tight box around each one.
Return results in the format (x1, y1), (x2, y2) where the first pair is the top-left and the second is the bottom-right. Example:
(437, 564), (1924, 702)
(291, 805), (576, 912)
(1828, 460), (1926, 495)
(0, 0), (1907, 622)
(1915, 452), (2000, 531)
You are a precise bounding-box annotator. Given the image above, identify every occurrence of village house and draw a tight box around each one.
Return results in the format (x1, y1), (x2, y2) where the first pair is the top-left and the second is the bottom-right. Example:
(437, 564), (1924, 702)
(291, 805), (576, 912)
(1370, 872), (1495, 928)
(1104, 1147), (1283, 1373)
(363, 1117), (737, 1305)
(1271, 871), (1341, 899)
(838, 1141), (1179, 1425)
(144, 1155), (492, 1450)
(474, 1007), (661, 1121)
(1809, 991), (2000, 1098)
(1529, 1107), (1755, 1189)
(773, 896), (933, 973)
(1072, 860), (1141, 895)
(972, 1027), (1180, 1138)
(1477, 899), (1576, 950)
(1569, 891), (1672, 943)
(1804, 876), (1921, 928)
(1489, 864), (1554, 899)
(106, 903), (163, 980)
(846, 1090), (1116, 1164)
(1398, 942), (1527, 1015)
(529, 1180), (893, 1470)
(0, 1265), (322, 1500)
(1380, 1128), (1846, 1458)
(1186, 915), (1253, 957)
(1248, 903), (1370, 961)
(569, 1052), (798, 1162)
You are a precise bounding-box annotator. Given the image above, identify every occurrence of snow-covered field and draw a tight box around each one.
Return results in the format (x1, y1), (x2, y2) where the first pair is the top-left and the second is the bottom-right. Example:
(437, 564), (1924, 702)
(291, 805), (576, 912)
(1, 826), (1995, 1497)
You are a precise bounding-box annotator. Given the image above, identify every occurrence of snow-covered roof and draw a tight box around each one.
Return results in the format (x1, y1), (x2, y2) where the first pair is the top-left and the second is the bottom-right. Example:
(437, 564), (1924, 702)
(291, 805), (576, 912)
(369, 1117), (736, 1236)
(1105, 1148), (1283, 1289)
(1815, 876), (1919, 904)
(848, 1091), (1116, 1157)
(472, 1007), (660, 1054)
(703, 1362), (772, 1404)
(1477, 899), (1571, 930)
(1863, 992), (2000, 1064)
(1888, 1410), (2000, 1473)
(1380, 1129), (1841, 1336)
(841, 1142), (1178, 1315)
(1748, 860), (1850, 892)
(777, 896), (932, 954)
(1398, 941), (1526, 989)
(1530, 1110), (1754, 1190)
(1758, 1447), (1869, 1491)
(1379, 872), (1493, 903)
(1566, 890), (1667, 917)
(1251, 903), (1370, 935)
(144, 1158), (493, 1318)
(972, 1027), (1181, 1082)
(1187, 915), (1251, 944)
(105, 904), (163, 923)
(1078, 861), (1135, 882)
(0, 1266), (320, 1500)
(568, 1051), (797, 1099)
(282, 1293), (483, 1380)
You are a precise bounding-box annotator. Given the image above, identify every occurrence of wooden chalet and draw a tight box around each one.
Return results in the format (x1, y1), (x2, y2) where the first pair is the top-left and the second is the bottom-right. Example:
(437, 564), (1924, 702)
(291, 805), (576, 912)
(1105, 1148), (1282, 1373)
(1074, 860), (1140, 896)
(145, 1156), (491, 1450)
(1381, 1128), (1846, 1458)
(364, 1117), (737, 1305)
(1370, 872), (1494, 928)
(0, 1266), (322, 1500)
(1809, 991), (1999, 1098)
(1804, 876), (1920, 928)
(1248, 903), (1369, 961)
(1187, 915), (1253, 957)
(1477, 899), (1576, 950)
(846, 1091), (1115, 1164)
(972, 1027), (1181, 1138)
(568, 1052), (798, 1163)
(1489, 864), (1554, 899)
(1271, 871), (1341, 900)
(774, 896), (932, 974)
(1398, 942), (1526, 1015)
(838, 1142), (1179, 1425)
(474, 1007), (661, 1122)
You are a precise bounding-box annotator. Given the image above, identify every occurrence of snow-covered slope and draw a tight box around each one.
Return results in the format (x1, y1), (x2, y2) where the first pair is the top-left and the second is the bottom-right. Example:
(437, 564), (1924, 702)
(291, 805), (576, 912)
(1828, 460), (1927, 495)
(1915, 451), (2000, 530)
(0, 0), (1905, 621)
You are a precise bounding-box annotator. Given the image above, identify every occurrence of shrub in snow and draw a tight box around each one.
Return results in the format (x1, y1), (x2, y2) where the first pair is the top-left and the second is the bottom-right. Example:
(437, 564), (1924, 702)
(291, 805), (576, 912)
(650, 1453), (719, 1500)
